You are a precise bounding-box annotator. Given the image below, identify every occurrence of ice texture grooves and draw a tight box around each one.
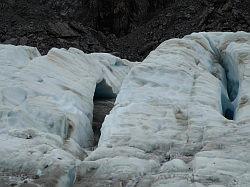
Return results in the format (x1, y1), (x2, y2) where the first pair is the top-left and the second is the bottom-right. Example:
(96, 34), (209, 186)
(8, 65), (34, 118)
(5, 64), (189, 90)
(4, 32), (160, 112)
(0, 45), (134, 187)
(75, 32), (250, 187)
(1, 32), (250, 187)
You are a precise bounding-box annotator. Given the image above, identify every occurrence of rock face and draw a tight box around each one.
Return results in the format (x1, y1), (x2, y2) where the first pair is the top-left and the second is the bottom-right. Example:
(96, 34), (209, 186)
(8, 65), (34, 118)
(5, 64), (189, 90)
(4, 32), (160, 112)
(1, 0), (249, 61)
(75, 32), (250, 186)
(0, 45), (133, 186)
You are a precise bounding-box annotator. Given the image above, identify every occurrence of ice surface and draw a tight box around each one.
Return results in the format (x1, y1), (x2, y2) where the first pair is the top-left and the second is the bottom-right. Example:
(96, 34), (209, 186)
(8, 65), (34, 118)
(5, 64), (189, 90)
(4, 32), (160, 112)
(0, 45), (133, 186)
(76, 32), (250, 187)
(1, 31), (250, 187)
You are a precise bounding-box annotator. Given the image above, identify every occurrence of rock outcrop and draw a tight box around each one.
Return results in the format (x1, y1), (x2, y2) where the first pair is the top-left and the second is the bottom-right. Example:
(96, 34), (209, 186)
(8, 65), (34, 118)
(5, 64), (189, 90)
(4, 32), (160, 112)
(1, 0), (249, 61)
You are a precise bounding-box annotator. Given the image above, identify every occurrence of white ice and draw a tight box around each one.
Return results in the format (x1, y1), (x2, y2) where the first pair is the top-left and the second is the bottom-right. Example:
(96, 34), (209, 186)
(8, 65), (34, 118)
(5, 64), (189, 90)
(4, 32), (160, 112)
(1, 31), (250, 187)
(0, 45), (134, 186)
(77, 32), (250, 187)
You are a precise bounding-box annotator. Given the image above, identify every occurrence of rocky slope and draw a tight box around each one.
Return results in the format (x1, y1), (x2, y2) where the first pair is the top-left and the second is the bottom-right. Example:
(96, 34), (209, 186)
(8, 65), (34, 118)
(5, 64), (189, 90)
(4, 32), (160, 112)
(0, 0), (249, 61)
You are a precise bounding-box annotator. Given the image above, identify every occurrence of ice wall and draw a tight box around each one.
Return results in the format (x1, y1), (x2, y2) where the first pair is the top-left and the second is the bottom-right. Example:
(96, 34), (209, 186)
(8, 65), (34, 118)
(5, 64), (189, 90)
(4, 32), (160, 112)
(0, 45), (133, 186)
(1, 31), (250, 187)
(76, 32), (250, 187)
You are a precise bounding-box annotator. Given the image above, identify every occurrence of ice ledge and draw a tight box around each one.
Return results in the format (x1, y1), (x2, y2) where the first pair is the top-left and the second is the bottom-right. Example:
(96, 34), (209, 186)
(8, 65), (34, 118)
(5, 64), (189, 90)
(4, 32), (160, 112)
(1, 31), (250, 187)
(0, 45), (135, 186)
(76, 31), (250, 186)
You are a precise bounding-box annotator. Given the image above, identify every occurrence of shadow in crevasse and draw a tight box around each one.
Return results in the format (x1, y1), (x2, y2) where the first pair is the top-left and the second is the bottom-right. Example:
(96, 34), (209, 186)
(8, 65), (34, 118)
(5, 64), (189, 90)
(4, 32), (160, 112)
(218, 53), (239, 120)
(92, 80), (116, 146)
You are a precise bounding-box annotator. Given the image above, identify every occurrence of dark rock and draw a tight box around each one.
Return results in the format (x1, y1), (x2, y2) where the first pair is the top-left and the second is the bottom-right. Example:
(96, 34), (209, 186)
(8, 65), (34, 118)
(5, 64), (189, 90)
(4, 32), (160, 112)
(0, 0), (249, 61)
(47, 22), (80, 38)
(3, 38), (19, 45)
(139, 41), (157, 56)
(19, 36), (28, 45)
(19, 183), (38, 187)
(93, 99), (115, 145)
(69, 21), (89, 35)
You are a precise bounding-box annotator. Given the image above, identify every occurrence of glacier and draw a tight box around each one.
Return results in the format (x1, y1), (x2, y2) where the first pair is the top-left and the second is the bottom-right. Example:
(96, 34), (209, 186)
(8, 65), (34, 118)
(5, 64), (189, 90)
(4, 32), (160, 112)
(76, 32), (250, 187)
(0, 45), (134, 186)
(0, 32), (250, 187)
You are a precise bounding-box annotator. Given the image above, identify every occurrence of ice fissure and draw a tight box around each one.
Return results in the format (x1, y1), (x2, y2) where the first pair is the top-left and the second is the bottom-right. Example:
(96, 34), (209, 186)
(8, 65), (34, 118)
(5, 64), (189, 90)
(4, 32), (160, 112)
(1, 32), (250, 187)
(92, 80), (117, 146)
(75, 32), (250, 187)
(0, 46), (134, 186)
(205, 34), (240, 120)
(218, 53), (240, 120)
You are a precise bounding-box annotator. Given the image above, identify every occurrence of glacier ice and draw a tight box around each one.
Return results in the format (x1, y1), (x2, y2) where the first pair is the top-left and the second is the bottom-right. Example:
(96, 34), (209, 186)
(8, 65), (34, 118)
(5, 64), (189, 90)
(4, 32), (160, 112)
(0, 45), (134, 186)
(76, 32), (250, 187)
(1, 31), (250, 187)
